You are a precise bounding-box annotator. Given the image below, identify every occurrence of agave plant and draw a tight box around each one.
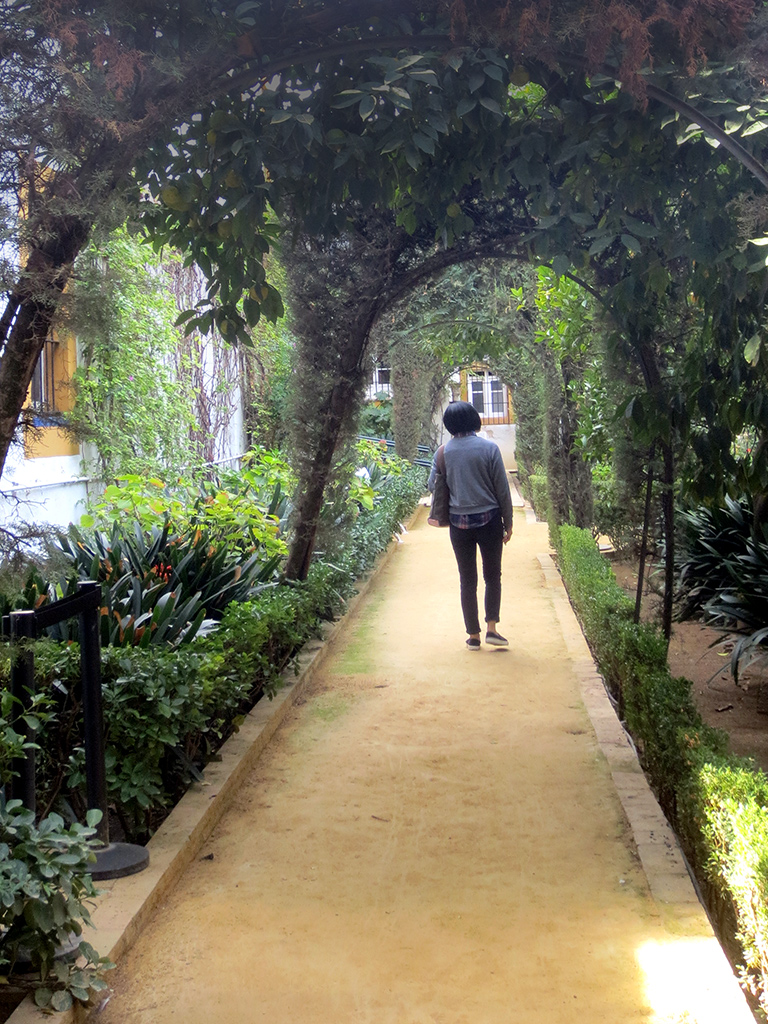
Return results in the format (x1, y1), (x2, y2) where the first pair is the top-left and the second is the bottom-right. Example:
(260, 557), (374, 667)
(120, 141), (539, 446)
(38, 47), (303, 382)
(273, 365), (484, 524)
(49, 519), (281, 648)
(678, 496), (768, 683)
(676, 496), (754, 619)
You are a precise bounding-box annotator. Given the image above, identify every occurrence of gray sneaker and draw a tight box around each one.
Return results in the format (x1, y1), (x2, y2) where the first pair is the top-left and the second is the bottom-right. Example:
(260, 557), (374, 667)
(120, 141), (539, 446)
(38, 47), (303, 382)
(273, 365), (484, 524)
(485, 631), (509, 647)
(466, 637), (481, 651)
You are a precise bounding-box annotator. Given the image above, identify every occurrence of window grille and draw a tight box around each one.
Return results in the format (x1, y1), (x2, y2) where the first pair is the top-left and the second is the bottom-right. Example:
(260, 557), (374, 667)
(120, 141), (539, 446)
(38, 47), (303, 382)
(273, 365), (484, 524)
(30, 339), (59, 414)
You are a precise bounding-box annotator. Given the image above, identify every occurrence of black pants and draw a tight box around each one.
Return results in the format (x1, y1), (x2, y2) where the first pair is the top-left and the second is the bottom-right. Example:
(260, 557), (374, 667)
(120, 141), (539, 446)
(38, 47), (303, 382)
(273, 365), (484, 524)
(449, 512), (503, 634)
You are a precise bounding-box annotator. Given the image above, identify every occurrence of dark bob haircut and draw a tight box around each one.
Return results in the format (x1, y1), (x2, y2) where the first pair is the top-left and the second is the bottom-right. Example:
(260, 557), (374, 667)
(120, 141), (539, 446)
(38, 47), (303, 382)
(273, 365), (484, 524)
(443, 401), (481, 436)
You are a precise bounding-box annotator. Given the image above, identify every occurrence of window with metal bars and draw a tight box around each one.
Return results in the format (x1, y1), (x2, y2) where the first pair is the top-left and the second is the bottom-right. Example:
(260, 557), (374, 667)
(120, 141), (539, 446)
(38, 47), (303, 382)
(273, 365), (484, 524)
(30, 339), (59, 414)
(490, 377), (505, 414)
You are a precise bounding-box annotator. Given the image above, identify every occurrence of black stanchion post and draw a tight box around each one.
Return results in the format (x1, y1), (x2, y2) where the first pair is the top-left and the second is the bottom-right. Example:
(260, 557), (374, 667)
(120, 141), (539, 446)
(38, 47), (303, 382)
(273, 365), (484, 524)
(77, 581), (149, 880)
(78, 581), (109, 845)
(9, 610), (37, 813)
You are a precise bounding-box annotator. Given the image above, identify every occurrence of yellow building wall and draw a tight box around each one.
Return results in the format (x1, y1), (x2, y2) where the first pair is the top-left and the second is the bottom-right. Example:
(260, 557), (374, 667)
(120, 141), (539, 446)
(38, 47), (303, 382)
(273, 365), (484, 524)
(24, 330), (79, 459)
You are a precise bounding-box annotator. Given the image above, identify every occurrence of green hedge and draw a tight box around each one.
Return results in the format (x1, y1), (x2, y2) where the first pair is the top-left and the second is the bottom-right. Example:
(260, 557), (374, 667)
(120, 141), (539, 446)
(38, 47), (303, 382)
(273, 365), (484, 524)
(557, 524), (768, 1009)
(527, 473), (550, 523)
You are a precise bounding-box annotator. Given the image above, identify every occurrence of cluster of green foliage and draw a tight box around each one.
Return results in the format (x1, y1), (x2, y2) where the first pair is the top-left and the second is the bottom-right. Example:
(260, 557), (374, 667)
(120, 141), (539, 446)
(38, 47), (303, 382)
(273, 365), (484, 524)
(359, 394), (394, 441)
(502, 267), (668, 559)
(557, 525), (768, 1008)
(240, 253), (296, 451)
(525, 473), (550, 526)
(6, 589), (326, 842)
(343, 463), (428, 581)
(313, 440), (427, 576)
(0, 802), (113, 1013)
(0, 450), (294, 649)
(84, 448), (293, 546)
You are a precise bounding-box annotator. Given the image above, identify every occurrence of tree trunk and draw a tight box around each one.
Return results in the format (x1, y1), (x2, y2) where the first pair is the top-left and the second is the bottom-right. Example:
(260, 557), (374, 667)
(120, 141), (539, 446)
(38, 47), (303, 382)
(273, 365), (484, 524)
(631, 330), (674, 645)
(0, 219), (91, 472)
(391, 342), (437, 460)
(634, 442), (656, 625)
(561, 356), (593, 529)
(660, 438), (675, 642)
(284, 376), (358, 580)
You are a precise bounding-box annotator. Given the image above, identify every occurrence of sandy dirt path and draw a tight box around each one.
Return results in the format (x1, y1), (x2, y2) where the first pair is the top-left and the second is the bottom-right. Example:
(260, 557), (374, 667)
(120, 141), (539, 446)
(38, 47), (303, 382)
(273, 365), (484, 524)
(96, 506), (739, 1024)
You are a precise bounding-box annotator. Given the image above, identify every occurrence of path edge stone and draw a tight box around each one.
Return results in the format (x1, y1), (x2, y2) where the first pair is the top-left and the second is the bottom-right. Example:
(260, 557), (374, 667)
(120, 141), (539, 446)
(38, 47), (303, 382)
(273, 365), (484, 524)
(7, 511), (422, 1024)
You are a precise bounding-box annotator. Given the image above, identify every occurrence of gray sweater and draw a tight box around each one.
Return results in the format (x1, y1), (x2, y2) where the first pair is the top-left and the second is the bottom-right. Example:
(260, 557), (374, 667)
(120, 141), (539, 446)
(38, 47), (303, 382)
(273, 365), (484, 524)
(429, 433), (514, 529)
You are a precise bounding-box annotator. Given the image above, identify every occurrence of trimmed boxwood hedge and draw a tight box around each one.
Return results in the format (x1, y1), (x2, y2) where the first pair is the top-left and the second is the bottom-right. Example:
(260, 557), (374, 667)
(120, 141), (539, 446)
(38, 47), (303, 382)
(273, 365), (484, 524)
(558, 524), (768, 1009)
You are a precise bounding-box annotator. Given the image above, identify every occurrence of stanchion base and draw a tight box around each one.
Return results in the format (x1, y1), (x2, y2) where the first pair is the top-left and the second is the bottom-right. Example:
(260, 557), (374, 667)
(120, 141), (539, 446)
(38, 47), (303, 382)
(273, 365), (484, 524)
(91, 842), (149, 880)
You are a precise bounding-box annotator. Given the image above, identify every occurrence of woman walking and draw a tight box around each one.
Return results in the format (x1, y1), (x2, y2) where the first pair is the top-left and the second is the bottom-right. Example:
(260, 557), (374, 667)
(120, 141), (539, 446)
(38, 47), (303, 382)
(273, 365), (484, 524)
(428, 401), (514, 650)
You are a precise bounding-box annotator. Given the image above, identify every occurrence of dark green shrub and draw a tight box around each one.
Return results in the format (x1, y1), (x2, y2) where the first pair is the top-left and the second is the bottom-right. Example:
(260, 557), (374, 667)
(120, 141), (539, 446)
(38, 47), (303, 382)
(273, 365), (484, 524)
(336, 465), (426, 581)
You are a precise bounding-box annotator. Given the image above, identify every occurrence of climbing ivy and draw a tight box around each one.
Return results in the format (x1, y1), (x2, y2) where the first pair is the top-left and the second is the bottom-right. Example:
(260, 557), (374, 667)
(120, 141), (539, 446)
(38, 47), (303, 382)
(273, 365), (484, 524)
(66, 228), (199, 479)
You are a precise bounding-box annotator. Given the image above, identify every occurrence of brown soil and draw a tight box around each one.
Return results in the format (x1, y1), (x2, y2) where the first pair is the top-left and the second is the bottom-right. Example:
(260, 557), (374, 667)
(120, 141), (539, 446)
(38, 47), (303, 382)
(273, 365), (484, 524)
(611, 559), (768, 775)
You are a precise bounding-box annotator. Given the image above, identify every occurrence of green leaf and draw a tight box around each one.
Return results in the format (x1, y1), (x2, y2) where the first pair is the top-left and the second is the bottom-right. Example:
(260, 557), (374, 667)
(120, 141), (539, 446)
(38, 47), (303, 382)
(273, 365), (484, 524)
(742, 120), (768, 136)
(30, 899), (54, 931)
(406, 69), (438, 86)
(724, 117), (745, 134)
(412, 132), (435, 155)
(478, 96), (502, 115)
(588, 234), (614, 256)
(331, 90), (364, 109)
(51, 990), (73, 1013)
(551, 253), (570, 278)
(620, 234), (642, 253)
(456, 97), (477, 117)
(359, 95), (376, 120)
(34, 988), (53, 1009)
(745, 333), (761, 366)
(403, 144), (421, 170)
(646, 263), (671, 298)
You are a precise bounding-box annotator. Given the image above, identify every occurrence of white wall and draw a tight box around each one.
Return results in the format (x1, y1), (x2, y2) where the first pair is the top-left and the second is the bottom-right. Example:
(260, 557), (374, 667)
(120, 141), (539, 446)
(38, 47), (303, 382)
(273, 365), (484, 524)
(0, 445), (90, 530)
